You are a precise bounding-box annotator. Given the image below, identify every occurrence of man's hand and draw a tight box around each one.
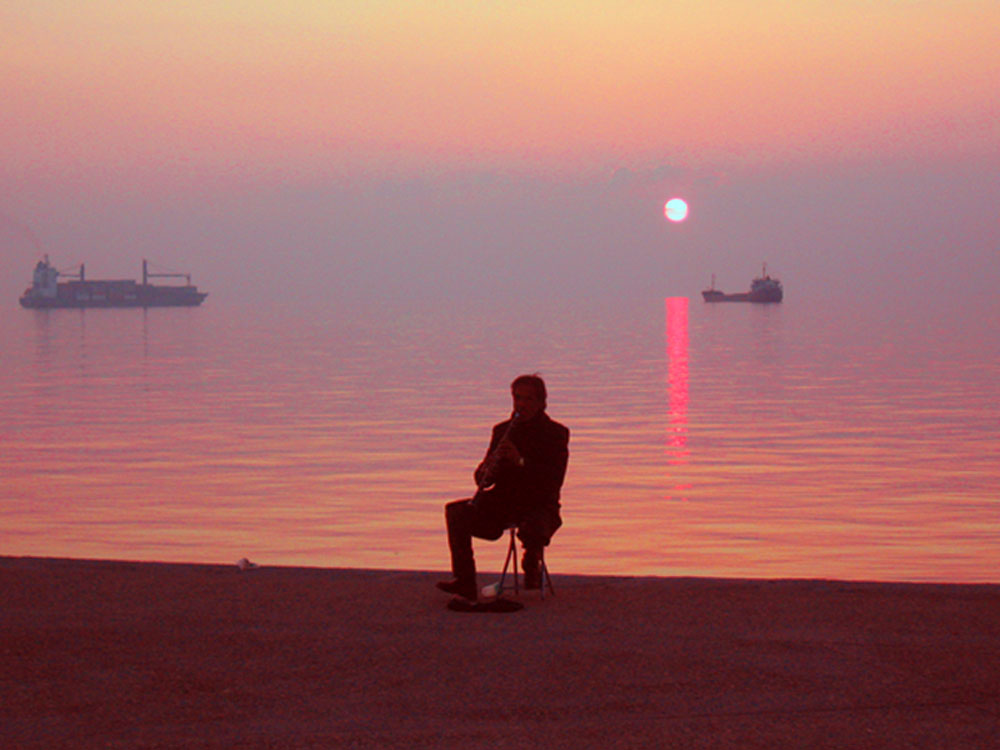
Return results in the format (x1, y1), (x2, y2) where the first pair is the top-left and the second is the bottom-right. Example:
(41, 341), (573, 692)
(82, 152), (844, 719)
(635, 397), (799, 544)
(496, 438), (522, 465)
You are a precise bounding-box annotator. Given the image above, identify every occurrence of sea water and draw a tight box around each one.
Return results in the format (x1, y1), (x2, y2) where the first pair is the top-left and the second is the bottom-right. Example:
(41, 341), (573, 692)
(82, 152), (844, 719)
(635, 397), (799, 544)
(2, 292), (997, 582)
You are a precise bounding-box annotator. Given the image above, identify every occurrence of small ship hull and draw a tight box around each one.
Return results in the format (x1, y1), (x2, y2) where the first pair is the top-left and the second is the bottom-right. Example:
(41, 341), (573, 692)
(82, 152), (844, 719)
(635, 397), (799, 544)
(701, 289), (781, 303)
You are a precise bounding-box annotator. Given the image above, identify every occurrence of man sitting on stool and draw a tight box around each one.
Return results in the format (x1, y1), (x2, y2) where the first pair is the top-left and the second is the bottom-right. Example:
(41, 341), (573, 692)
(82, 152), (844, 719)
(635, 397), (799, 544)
(438, 374), (570, 602)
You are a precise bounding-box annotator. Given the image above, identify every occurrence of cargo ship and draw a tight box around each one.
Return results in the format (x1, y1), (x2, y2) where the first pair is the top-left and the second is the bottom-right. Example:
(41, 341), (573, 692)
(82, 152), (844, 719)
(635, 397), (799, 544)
(702, 264), (783, 303)
(19, 257), (208, 309)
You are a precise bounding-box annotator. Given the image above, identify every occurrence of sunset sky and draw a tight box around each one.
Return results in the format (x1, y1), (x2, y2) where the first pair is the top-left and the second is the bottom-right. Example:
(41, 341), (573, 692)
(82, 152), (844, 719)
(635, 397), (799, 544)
(3, 1), (999, 307)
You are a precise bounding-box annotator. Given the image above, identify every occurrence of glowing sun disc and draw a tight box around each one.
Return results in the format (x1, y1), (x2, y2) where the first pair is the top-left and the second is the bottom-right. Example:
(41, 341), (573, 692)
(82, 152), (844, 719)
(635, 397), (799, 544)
(664, 198), (689, 222)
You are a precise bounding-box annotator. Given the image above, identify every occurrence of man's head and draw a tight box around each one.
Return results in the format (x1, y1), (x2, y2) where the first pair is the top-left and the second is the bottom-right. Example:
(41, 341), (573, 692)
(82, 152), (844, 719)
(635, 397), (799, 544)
(511, 374), (547, 420)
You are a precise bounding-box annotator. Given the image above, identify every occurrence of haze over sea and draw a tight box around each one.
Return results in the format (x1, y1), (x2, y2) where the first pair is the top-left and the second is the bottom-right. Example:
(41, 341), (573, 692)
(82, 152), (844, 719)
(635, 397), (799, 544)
(3, 283), (997, 583)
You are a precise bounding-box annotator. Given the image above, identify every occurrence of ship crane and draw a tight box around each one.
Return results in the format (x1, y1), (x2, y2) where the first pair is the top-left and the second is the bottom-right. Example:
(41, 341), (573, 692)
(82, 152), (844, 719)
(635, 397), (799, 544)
(142, 259), (192, 286)
(57, 262), (85, 281)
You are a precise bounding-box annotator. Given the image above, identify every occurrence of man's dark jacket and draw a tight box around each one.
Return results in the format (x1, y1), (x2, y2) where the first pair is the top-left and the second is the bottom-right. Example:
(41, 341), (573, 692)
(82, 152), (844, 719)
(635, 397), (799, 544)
(474, 411), (569, 545)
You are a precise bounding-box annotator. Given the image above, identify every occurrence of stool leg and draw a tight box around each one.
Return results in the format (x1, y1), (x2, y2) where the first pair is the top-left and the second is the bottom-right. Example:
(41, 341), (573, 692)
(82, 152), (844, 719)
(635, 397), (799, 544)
(511, 528), (519, 596)
(498, 527), (518, 596)
(539, 549), (555, 599)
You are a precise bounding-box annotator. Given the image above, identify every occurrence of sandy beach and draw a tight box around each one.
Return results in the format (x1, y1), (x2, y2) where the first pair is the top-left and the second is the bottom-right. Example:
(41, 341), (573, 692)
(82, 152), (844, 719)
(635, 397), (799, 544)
(2, 556), (998, 749)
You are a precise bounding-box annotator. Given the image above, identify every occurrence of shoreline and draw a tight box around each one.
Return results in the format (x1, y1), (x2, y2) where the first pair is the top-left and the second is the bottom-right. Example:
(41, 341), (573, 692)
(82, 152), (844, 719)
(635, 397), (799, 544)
(3, 555), (998, 748)
(5, 551), (995, 587)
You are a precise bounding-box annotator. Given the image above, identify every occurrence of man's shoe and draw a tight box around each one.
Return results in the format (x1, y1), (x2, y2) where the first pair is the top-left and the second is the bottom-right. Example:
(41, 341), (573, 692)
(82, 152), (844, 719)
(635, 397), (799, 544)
(436, 578), (477, 601)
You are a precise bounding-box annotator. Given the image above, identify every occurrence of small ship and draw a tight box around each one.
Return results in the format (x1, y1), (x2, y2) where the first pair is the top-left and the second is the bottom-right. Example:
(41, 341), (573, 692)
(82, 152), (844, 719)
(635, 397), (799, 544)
(702, 264), (783, 303)
(19, 256), (208, 309)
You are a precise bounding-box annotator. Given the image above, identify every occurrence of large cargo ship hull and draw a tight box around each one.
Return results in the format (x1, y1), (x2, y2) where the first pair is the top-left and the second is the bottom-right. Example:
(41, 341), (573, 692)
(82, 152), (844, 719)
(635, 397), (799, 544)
(19, 284), (207, 309)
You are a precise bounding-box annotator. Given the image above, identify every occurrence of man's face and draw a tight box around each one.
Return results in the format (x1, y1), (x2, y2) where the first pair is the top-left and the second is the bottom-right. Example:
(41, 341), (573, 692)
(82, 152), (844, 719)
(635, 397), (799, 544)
(512, 384), (543, 421)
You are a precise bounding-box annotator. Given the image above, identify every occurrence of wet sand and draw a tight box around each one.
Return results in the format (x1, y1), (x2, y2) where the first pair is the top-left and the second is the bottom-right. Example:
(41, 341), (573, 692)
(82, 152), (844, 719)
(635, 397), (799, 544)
(2, 556), (998, 748)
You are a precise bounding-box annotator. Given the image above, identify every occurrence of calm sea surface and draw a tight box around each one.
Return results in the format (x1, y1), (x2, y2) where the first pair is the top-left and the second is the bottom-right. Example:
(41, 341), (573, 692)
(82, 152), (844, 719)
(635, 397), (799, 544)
(2, 291), (997, 582)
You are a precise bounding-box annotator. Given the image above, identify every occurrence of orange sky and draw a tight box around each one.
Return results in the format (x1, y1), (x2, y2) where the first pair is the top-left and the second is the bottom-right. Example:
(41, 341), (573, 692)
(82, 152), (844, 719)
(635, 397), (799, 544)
(4, 1), (999, 183)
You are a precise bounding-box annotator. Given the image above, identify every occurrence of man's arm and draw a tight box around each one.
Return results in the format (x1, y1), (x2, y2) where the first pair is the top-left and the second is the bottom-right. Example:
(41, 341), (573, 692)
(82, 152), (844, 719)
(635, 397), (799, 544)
(474, 423), (505, 488)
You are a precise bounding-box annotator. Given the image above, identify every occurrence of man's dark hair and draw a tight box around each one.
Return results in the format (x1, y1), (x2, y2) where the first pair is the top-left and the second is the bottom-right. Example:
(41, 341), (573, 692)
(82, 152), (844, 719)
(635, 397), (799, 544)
(511, 373), (547, 409)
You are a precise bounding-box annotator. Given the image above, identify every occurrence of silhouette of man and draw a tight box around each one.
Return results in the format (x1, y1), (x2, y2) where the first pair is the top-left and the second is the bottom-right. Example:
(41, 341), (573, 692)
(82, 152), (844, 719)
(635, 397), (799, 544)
(438, 374), (569, 602)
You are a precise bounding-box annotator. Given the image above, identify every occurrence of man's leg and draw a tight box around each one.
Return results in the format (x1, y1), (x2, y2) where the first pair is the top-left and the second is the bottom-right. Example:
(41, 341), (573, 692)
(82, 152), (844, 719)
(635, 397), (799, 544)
(521, 545), (543, 589)
(518, 508), (562, 590)
(441, 499), (478, 599)
(439, 497), (506, 600)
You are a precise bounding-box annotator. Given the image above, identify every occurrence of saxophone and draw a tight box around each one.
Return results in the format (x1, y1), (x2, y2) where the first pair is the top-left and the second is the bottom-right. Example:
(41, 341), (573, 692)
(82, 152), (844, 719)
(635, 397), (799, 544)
(473, 411), (520, 497)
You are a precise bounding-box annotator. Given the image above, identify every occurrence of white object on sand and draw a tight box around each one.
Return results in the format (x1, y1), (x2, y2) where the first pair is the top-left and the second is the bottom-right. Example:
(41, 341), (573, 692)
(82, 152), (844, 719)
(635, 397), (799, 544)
(481, 581), (501, 598)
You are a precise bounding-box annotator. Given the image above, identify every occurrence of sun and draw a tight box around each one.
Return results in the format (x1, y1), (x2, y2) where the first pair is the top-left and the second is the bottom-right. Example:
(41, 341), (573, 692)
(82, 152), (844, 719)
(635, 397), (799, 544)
(664, 198), (689, 223)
